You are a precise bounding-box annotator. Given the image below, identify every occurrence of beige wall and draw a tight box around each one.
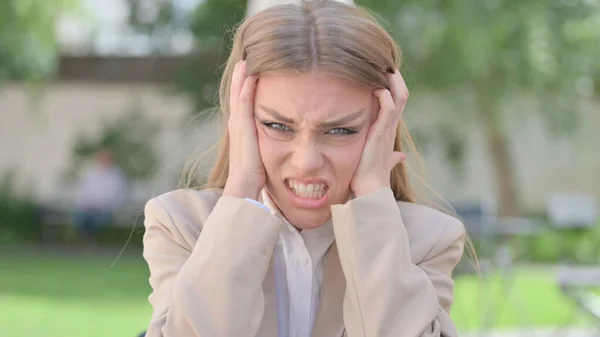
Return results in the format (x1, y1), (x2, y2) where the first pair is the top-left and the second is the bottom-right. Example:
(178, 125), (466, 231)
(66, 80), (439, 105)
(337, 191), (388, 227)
(0, 82), (220, 206)
(0, 82), (598, 212)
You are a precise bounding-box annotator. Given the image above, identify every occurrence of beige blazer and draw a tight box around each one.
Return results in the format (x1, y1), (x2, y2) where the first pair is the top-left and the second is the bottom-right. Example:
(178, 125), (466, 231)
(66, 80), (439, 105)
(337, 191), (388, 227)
(142, 188), (465, 337)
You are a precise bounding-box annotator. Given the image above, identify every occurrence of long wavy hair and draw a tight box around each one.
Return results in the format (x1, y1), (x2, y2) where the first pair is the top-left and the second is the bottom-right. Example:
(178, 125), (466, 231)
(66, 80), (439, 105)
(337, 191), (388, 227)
(181, 0), (477, 270)
(185, 0), (423, 203)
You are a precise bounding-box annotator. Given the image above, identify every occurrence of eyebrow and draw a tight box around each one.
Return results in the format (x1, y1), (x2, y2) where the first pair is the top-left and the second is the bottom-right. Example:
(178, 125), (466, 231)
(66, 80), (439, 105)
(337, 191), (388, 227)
(258, 105), (366, 128)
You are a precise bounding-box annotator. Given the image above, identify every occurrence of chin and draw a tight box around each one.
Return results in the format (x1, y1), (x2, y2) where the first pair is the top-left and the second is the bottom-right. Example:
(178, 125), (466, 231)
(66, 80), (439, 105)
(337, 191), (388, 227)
(266, 186), (327, 227)
(284, 208), (332, 230)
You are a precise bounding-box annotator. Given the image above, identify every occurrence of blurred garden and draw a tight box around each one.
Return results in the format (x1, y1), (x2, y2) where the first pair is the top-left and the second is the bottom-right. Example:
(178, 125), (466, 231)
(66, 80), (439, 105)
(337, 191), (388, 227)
(1, 0), (600, 336)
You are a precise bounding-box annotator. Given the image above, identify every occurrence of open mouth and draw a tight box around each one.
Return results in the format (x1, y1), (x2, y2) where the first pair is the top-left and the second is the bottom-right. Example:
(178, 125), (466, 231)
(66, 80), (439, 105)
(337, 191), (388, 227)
(286, 179), (329, 199)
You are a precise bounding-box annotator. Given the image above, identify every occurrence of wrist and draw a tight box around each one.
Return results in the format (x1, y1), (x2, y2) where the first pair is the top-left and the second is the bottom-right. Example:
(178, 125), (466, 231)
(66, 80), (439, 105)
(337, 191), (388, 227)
(223, 177), (262, 200)
(352, 180), (389, 198)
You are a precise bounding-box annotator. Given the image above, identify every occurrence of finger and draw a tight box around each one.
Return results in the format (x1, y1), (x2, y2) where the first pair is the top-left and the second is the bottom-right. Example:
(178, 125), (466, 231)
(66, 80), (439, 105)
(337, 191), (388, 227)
(388, 70), (409, 116)
(387, 72), (408, 138)
(239, 74), (258, 120)
(390, 151), (407, 169)
(371, 88), (397, 137)
(387, 71), (398, 103)
(229, 61), (246, 117)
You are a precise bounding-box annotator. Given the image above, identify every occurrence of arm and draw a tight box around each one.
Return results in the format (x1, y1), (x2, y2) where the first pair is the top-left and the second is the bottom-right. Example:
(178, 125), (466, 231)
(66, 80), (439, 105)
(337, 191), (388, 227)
(331, 188), (465, 337)
(143, 195), (281, 337)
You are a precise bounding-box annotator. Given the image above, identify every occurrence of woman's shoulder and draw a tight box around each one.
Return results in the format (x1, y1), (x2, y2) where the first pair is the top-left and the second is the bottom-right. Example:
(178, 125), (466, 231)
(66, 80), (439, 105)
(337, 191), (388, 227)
(397, 201), (464, 234)
(396, 201), (465, 260)
(147, 188), (224, 213)
(143, 188), (224, 239)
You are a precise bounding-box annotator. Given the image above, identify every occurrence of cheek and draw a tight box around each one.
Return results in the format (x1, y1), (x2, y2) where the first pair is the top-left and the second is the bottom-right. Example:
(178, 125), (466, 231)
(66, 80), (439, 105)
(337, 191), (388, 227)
(256, 124), (287, 172)
(326, 136), (366, 183)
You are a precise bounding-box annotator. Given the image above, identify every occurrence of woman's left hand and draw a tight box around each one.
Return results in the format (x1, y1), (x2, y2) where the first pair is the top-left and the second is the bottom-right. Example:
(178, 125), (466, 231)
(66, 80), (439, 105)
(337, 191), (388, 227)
(350, 70), (408, 198)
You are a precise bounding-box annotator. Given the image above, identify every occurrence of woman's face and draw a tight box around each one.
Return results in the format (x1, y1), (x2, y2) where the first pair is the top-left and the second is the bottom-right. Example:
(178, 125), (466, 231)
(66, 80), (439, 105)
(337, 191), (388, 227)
(254, 73), (377, 230)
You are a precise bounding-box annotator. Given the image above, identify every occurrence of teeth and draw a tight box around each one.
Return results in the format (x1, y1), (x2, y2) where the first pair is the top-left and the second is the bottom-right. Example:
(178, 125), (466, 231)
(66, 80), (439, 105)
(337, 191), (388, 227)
(287, 180), (327, 199)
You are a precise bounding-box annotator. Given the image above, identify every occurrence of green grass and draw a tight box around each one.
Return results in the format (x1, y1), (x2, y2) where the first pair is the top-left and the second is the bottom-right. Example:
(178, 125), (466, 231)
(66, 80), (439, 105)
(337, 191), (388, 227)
(0, 249), (596, 337)
(0, 249), (152, 337)
(452, 269), (593, 331)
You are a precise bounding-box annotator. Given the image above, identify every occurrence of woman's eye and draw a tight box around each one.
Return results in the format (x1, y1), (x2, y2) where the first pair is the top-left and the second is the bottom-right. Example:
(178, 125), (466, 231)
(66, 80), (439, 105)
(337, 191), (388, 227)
(327, 128), (357, 135)
(264, 122), (291, 132)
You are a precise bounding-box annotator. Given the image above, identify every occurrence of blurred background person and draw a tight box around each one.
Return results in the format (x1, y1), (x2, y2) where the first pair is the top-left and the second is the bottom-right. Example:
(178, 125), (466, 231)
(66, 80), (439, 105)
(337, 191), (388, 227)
(73, 148), (127, 245)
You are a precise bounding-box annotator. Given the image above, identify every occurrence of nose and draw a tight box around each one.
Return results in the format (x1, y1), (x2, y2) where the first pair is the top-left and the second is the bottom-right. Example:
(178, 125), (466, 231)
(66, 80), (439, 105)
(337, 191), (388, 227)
(290, 138), (324, 175)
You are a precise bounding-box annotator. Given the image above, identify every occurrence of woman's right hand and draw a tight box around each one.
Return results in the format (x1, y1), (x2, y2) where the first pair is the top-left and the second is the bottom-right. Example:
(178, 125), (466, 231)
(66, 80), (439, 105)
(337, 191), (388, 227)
(222, 61), (266, 200)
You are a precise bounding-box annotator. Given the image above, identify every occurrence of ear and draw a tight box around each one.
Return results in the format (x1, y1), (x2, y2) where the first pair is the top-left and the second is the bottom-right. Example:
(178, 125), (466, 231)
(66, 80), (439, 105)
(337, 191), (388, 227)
(370, 92), (380, 124)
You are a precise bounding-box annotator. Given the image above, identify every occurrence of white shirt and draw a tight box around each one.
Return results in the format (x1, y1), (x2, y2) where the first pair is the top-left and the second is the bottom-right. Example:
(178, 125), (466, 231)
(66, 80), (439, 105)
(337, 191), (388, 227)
(247, 190), (335, 337)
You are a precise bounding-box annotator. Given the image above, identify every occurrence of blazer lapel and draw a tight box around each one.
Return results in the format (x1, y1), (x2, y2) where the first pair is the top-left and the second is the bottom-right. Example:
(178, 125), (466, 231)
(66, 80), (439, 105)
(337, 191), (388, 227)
(256, 256), (279, 337)
(312, 243), (346, 337)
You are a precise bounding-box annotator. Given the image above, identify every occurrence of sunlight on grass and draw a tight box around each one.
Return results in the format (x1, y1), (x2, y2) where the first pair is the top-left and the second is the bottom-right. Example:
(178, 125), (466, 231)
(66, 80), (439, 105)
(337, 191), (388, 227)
(452, 269), (592, 331)
(0, 251), (152, 337)
(0, 294), (150, 337)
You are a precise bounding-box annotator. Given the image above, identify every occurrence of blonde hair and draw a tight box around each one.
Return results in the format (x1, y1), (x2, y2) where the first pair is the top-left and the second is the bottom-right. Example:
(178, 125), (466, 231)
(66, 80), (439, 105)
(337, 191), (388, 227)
(184, 0), (423, 203)
(181, 0), (478, 272)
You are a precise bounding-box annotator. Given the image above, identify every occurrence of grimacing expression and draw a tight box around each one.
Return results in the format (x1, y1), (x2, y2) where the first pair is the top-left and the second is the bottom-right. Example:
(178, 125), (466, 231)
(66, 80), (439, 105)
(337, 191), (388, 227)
(254, 73), (378, 230)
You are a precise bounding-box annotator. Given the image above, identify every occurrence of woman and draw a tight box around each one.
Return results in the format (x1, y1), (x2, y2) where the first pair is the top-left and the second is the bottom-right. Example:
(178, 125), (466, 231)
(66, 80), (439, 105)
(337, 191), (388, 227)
(142, 1), (466, 336)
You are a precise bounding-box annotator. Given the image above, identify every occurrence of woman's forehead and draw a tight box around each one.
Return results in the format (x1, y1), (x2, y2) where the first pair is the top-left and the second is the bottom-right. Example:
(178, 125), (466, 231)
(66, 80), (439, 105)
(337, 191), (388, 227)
(255, 73), (373, 121)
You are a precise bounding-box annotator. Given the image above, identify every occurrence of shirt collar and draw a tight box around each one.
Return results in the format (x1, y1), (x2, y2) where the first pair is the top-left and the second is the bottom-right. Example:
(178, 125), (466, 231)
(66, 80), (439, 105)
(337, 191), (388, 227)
(260, 189), (335, 251)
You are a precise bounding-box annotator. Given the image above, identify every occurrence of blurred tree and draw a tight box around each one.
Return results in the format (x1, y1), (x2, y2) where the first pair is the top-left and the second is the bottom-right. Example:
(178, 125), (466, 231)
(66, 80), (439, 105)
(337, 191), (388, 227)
(126, 0), (174, 34)
(0, 0), (77, 84)
(166, 0), (598, 215)
(358, 0), (600, 216)
(0, 170), (40, 242)
(173, 0), (247, 114)
(122, 0), (245, 115)
(125, 0), (177, 54)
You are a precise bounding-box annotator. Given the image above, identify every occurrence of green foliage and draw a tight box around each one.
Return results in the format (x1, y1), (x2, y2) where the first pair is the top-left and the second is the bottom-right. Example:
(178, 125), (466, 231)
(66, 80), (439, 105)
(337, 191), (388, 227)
(512, 223), (600, 264)
(64, 103), (161, 182)
(0, 171), (41, 243)
(173, 0), (247, 114)
(355, 0), (600, 215)
(0, 0), (77, 83)
(393, 0), (596, 122)
(173, 51), (225, 115)
(359, 0), (600, 122)
(126, 0), (174, 35)
(461, 220), (600, 265)
(190, 0), (247, 46)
